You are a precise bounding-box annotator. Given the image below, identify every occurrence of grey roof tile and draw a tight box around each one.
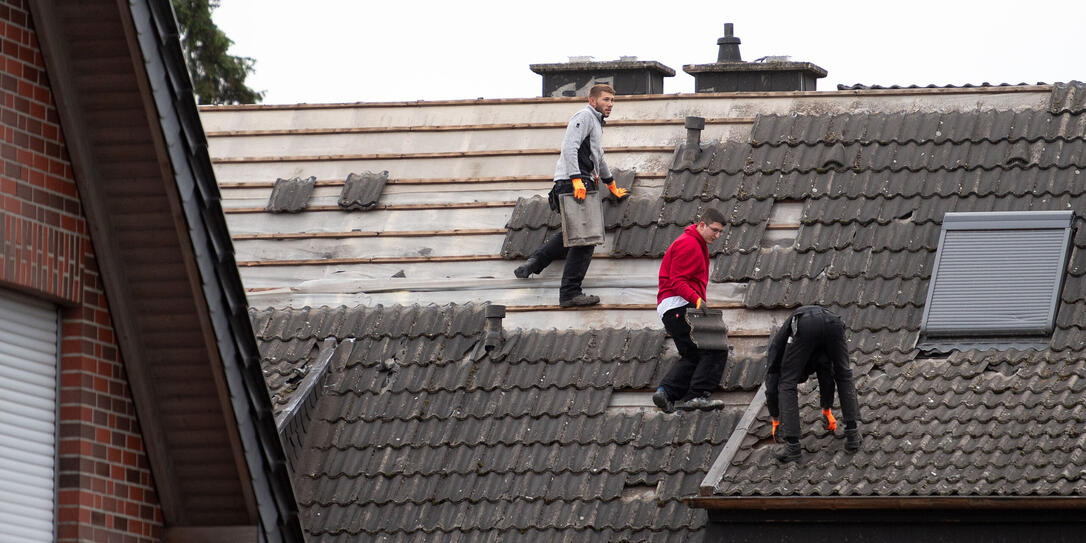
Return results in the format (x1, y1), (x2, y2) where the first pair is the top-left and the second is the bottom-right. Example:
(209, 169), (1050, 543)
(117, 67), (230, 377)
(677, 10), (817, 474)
(1049, 81), (1086, 114)
(267, 175), (316, 213)
(338, 171), (389, 210)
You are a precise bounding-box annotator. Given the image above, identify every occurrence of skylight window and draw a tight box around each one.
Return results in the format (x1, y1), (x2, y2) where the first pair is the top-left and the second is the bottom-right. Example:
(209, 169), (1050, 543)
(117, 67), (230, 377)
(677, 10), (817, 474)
(919, 211), (1073, 346)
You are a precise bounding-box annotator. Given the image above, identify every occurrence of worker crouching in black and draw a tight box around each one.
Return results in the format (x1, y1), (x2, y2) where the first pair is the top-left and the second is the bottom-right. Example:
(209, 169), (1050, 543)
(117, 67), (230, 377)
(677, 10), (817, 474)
(765, 305), (862, 462)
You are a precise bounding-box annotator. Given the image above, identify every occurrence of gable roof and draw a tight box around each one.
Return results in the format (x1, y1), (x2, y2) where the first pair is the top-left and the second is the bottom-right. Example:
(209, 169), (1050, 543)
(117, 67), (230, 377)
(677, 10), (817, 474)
(695, 81), (1086, 505)
(252, 303), (751, 540)
(29, 0), (301, 538)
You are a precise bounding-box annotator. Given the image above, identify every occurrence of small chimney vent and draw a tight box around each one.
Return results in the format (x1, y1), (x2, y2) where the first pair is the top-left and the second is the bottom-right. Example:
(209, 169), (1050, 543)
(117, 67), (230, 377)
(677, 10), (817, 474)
(483, 304), (506, 352)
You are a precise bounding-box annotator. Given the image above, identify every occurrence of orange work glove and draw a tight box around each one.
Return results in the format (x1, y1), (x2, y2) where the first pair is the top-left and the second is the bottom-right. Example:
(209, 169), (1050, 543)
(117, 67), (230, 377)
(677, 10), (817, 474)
(822, 408), (837, 432)
(771, 418), (780, 443)
(572, 178), (586, 200)
(606, 180), (627, 199)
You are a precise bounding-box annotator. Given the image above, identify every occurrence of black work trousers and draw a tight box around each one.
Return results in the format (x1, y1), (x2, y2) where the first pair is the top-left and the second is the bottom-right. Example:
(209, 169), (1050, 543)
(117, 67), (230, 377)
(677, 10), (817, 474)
(531, 178), (599, 303)
(777, 309), (860, 440)
(658, 305), (728, 401)
(530, 232), (595, 302)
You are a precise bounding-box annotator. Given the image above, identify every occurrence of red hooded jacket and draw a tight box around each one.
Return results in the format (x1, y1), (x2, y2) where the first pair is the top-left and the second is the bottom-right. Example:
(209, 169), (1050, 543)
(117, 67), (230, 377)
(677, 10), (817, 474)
(657, 224), (709, 305)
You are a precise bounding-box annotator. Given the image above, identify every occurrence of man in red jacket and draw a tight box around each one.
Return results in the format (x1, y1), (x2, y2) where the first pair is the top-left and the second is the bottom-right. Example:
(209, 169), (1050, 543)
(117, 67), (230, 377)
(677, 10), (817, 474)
(652, 208), (729, 412)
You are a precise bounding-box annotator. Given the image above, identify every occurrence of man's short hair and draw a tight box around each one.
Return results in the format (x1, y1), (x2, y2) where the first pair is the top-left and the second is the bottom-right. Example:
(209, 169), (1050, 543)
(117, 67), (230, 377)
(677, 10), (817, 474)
(699, 207), (726, 226)
(589, 84), (616, 98)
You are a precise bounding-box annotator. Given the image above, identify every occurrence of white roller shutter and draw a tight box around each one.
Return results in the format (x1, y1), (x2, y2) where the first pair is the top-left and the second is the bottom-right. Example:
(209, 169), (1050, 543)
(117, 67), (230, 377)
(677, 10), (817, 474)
(0, 289), (57, 543)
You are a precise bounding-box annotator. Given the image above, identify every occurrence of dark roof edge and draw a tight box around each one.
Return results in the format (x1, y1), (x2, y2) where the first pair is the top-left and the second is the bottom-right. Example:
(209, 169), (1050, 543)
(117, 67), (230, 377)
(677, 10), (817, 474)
(128, 0), (303, 540)
(686, 496), (1086, 511)
(697, 383), (766, 496)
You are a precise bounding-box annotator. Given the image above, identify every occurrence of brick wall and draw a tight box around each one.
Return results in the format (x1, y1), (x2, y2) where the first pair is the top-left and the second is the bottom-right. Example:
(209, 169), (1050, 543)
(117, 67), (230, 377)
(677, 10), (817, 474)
(0, 1), (164, 541)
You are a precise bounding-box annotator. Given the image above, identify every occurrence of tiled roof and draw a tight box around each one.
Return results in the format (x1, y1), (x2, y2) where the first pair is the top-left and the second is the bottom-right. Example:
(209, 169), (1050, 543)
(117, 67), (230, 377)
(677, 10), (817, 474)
(837, 82), (1049, 90)
(254, 304), (750, 541)
(706, 82), (1086, 498)
(338, 171), (388, 210)
(267, 175), (316, 213)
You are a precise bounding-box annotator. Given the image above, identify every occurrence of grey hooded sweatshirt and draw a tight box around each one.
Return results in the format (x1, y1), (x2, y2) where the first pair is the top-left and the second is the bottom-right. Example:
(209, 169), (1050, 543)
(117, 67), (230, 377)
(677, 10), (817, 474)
(552, 105), (612, 182)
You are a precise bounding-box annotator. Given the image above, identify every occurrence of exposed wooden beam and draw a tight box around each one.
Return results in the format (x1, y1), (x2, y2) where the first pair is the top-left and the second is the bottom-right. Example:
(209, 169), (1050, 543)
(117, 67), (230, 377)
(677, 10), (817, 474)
(203, 117), (756, 138)
(211, 146), (673, 164)
(217, 172), (666, 188)
(232, 228), (507, 240)
(238, 254), (502, 267)
(225, 201), (515, 213)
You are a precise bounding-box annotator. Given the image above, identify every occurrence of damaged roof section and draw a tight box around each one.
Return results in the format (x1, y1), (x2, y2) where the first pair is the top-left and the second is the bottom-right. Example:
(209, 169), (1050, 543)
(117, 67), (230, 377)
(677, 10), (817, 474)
(697, 82), (1086, 501)
(253, 303), (751, 541)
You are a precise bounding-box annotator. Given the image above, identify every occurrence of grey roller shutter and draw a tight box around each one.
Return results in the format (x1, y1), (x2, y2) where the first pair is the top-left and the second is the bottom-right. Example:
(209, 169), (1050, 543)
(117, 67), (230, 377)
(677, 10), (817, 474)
(921, 211), (1073, 337)
(0, 289), (58, 542)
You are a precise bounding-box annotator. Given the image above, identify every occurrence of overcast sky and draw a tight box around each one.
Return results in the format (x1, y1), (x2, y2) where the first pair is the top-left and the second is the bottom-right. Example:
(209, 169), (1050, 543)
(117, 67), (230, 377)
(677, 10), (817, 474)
(211, 0), (1086, 105)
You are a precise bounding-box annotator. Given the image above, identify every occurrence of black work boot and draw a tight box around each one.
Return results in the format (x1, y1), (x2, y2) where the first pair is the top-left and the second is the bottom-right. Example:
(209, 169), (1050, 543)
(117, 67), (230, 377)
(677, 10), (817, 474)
(845, 427), (862, 452)
(514, 256), (541, 279)
(559, 294), (600, 308)
(652, 387), (673, 413)
(776, 441), (802, 463)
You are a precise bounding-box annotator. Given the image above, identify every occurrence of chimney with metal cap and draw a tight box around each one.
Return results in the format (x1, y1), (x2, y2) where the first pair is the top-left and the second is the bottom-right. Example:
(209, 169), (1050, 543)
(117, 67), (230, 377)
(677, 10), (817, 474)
(684, 23), (828, 92)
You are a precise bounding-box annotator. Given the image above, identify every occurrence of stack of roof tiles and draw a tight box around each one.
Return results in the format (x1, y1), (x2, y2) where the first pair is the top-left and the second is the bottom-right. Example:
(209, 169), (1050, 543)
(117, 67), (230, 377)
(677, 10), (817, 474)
(709, 81), (1086, 497)
(251, 303), (751, 541)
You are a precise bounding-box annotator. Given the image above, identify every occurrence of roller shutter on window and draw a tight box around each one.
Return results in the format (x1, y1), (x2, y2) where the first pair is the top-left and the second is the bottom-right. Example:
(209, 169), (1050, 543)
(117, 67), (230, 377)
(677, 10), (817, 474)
(0, 289), (58, 542)
(921, 211), (1074, 337)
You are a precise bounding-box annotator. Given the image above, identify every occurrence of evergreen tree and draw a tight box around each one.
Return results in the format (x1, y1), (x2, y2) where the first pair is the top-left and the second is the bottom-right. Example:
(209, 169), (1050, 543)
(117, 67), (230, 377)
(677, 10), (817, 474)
(173, 0), (263, 104)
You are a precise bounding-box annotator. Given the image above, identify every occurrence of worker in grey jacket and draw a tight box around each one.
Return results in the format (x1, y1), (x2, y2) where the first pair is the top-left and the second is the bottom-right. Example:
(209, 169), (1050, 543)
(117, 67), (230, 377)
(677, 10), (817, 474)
(514, 83), (627, 307)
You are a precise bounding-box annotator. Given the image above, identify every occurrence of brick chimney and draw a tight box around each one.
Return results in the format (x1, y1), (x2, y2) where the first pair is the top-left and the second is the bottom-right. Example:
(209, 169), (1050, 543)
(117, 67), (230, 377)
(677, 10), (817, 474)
(683, 23), (827, 92)
(530, 56), (676, 97)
